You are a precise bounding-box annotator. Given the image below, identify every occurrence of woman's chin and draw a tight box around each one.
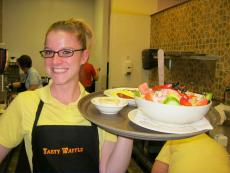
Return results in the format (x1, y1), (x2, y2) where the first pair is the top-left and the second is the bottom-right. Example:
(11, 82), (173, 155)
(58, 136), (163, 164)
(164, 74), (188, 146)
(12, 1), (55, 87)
(51, 79), (66, 85)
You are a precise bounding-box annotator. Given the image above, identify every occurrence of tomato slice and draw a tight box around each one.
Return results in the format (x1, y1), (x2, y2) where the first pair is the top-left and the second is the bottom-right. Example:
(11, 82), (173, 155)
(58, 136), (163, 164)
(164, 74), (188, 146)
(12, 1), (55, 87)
(195, 99), (209, 106)
(144, 93), (153, 101)
(138, 83), (150, 95)
(162, 84), (173, 89)
(152, 85), (162, 91)
(180, 97), (192, 106)
(180, 93), (189, 100)
(152, 84), (173, 91)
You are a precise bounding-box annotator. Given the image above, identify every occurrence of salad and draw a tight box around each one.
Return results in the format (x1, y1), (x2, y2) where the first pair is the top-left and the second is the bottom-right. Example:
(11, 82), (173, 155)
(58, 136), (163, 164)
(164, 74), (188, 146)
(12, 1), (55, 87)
(138, 82), (212, 106)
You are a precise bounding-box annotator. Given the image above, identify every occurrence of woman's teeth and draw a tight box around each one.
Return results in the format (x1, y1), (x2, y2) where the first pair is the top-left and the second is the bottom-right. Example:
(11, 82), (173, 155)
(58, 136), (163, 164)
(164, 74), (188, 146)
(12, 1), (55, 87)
(53, 68), (67, 73)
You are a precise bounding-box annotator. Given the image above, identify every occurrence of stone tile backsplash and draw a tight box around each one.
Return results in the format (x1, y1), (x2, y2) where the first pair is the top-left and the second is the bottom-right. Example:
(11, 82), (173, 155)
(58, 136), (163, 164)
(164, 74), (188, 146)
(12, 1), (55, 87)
(150, 0), (230, 101)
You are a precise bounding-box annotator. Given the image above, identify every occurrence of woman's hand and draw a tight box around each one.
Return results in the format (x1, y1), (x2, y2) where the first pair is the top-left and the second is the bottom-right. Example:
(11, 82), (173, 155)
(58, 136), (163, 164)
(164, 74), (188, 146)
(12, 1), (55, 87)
(8, 82), (21, 89)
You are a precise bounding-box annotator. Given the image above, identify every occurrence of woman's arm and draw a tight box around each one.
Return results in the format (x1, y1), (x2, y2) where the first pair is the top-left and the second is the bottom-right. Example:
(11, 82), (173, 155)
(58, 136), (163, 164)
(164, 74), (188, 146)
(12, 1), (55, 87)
(100, 136), (133, 173)
(93, 68), (99, 81)
(0, 144), (11, 163)
(151, 160), (169, 173)
(10, 82), (22, 88)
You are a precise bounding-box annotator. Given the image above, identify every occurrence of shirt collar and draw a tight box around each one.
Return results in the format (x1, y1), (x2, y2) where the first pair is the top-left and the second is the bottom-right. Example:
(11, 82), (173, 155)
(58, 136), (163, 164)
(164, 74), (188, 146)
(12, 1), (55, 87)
(38, 81), (88, 107)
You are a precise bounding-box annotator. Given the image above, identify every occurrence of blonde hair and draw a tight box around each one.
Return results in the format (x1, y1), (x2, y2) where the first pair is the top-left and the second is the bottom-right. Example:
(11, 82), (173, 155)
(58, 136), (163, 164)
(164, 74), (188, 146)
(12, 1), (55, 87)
(45, 18), (93, 50)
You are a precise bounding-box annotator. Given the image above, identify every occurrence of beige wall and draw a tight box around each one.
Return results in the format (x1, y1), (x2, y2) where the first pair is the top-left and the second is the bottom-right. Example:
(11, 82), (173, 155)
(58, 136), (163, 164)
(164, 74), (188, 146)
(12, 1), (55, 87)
(2, 0), (157, 90)
(109, 0), (157, 88)
(112, 0), (157, 15)
(2, 0), (96, 76)
(93, 0), (110, 90)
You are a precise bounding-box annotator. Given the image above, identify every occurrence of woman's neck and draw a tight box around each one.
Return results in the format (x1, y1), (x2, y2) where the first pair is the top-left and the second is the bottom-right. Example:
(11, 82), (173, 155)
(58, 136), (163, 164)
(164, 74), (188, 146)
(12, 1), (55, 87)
(50, 82), (81, 105)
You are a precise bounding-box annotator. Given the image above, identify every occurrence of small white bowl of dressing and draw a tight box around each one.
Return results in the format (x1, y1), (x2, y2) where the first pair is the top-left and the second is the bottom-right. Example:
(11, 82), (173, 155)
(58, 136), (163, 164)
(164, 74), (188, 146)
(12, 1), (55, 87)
(91, 96), (128, 114)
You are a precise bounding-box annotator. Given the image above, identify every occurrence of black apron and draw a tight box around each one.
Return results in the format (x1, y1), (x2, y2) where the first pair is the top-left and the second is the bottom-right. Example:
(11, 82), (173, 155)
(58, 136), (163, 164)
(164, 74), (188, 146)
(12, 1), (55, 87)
(31, 100), (99, 173)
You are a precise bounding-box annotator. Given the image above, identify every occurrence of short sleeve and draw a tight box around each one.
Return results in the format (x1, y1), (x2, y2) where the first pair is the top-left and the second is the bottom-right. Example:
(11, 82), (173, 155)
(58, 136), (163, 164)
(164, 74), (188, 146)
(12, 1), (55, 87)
(98, 128), (117, 145)
(155, 141), (171, 164)
(103, 131), (117, 142)
(89, 64), (96, 77)
(28, 71), (41, 85)
(0, 96), (24, 148)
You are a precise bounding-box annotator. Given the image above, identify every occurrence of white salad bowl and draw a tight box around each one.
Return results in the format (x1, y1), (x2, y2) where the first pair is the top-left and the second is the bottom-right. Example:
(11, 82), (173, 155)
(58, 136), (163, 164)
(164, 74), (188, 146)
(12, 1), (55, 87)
(91, 97), (128, 115)
(135, 97), (212, 124)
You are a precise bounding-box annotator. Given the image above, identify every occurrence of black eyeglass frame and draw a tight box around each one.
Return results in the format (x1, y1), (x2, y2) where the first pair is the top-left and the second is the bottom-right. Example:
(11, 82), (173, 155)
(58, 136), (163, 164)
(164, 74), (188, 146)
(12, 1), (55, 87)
(39, 48), (85, 58)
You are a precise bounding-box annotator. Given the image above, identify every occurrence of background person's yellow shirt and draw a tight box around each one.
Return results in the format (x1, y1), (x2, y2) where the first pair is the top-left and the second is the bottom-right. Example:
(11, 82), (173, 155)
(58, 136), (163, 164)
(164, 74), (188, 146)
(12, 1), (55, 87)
(156, 133), (230, 173)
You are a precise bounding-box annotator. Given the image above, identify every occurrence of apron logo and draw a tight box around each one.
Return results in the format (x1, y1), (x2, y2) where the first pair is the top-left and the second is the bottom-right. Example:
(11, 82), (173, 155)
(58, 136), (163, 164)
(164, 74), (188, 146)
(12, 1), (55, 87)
(43, 147), (84, 155)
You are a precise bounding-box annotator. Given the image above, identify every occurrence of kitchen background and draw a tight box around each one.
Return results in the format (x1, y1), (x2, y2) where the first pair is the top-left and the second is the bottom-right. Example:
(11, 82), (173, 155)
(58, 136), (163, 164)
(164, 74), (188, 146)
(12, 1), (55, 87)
(150, 0), (230, 101)
(0, 0), (156, 94)
(0, 0), (229, 101)
(0, 0), (229, 172)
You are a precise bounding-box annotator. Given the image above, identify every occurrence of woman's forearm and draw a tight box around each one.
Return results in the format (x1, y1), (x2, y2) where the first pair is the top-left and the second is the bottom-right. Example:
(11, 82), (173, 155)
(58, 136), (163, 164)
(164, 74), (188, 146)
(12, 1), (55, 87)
(0, 145), (11, 163)
(103, 137), (133, 173)
(12, 82), (21, 88)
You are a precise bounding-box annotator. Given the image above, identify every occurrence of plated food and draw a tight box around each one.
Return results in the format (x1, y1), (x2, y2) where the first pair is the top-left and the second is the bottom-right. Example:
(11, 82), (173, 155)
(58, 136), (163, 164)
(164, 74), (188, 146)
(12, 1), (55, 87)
(138, 82), (212, 106)
(135, 83), (213, 124)
(104, 88), (140, 106)
(135, 97), (211, 124)
(91, 96), (128, 115)
(91, 82), (212, 125)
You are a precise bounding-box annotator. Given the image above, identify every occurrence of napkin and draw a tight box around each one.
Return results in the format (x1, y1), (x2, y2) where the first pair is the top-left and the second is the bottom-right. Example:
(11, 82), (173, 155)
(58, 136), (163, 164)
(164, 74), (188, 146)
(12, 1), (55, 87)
(214, 103), (230, 125)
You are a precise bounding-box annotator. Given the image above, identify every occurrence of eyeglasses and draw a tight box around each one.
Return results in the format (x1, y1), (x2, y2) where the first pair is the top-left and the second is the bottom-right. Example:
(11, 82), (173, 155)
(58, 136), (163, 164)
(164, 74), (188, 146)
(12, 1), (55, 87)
(40, 48), (85, 58)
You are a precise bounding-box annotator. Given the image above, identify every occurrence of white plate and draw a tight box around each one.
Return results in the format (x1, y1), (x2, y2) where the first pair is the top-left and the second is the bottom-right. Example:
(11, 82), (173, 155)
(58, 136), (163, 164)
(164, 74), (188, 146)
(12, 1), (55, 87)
(128, 109), (213, 134)
(104, 88), (138, 106)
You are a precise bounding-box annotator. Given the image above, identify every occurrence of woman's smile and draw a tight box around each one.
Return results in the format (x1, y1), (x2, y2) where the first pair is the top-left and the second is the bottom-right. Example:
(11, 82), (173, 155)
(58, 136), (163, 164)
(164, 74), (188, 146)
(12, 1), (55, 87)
(52, 67), (69, 73)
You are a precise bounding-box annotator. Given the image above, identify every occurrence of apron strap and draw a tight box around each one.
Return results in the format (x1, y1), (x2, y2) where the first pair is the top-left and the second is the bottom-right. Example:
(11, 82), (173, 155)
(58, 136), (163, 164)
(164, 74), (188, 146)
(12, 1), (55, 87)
(32, 100), (44, 131)
(90, 122), (99, 163)
(32, 100), (97, 130)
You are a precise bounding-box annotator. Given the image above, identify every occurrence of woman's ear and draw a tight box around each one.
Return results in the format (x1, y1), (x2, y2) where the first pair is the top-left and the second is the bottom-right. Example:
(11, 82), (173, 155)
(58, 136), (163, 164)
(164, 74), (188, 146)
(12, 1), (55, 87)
(80, 49), (89, 65)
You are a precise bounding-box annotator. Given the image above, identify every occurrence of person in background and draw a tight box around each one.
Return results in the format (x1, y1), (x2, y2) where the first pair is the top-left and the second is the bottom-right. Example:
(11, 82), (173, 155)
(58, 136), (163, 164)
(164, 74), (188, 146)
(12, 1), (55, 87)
(7, 56), (42, 173)
(0, 18), (133, 173)
(79, 61), (99, 93)
(151, 133), (230, 173)
(8, 55), (42, 91)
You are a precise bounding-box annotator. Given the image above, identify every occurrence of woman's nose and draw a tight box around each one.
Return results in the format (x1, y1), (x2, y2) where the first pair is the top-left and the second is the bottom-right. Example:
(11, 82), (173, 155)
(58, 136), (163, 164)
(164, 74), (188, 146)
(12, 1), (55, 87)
(52, 53), (63, 64)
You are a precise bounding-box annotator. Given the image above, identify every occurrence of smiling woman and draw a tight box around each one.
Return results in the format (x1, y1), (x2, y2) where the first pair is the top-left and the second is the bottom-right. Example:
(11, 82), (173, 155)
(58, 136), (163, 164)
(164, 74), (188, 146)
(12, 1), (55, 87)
(0, 18), (133, 173)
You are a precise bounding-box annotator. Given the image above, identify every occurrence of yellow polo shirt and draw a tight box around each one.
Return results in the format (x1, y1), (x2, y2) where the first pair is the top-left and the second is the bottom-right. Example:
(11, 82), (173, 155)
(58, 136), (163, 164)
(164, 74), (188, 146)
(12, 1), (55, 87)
(0, 83), (117, 168)
(156, 133), (230, 173)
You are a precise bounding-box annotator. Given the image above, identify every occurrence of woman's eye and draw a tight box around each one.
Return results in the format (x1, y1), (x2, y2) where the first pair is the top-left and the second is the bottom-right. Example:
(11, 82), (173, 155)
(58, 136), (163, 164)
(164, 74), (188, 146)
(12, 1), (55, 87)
(62, 50), (72, 55)
(45, 50), (53, 55)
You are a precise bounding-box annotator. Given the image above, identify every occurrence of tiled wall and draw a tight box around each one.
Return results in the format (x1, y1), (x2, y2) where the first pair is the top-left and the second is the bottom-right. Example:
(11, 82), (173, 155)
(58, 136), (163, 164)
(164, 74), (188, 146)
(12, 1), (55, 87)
(150, 0), (230, 101)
